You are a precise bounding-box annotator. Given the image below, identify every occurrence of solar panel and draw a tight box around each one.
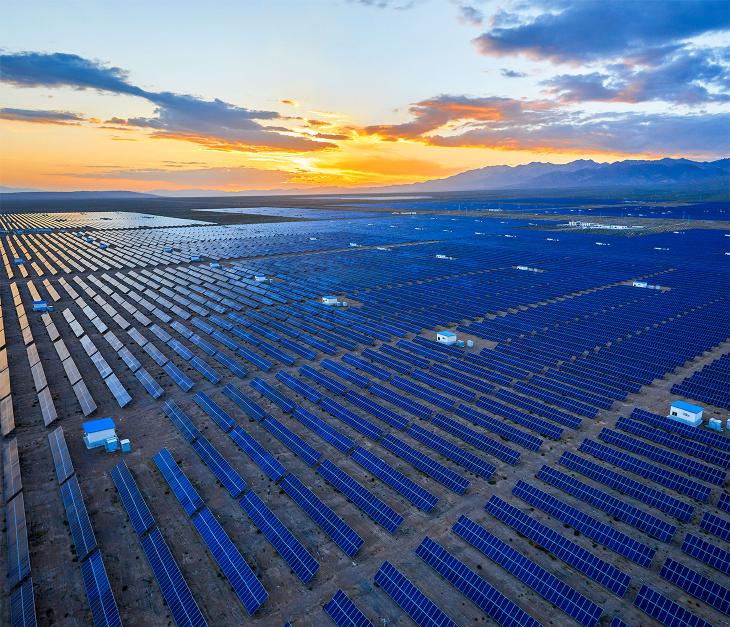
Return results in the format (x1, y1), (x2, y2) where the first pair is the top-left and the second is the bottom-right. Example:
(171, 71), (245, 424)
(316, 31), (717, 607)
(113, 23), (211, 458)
(192, 436), (248, 498)
(7, 493), (31, 587)
(38, 386), (58, 425)
(293, 406), (354, 453)
(660, 557), (730, 615)
(682, 533), (730, 576)
(134, 367), (164, 399)
(513, 480), (655, 567)
(250, 377), (296, 412)
(634, 584), (711, 627)
(194, 392), (235, 432)
(141, 528), (208, 627)
(320, 398), (383, 441)
(60, 476), (97, 560)
(415, 536), (540, 627)
(276, 371), (322, 403)
(163, 362), (194, 392)
(10, 576), (37, 627)
(229, 426), (287, 482)
(379, 434), (468, 494)
(73, 380), (98, 415)
(718, 492), (730, 514)
(598, 428), (726, 486)
(324, 590), (374, 627)
(4, 438), (23, 502)
(104, 374), (132, 408)
(153, 449), (204, 517)
(431, 413), (520, 465)
(192, 507), (268, 615)
(110, 461), (155, 536)
(369, 383), (431, 420)
(239, 490), (319, 583)
(406, 423), (495, 478)
(559, 451), (695, 521)
(374, 561), (458, 627)
(317, 460), (402, 533)
(537, 465), (676, 542)
(453, 515), (603, 627)
(163, 400), (201, 443)
(351, 446), (438, 512)
(701, 512), (730, 542)
(223, 383), (266, 421)
(280, 473), (363, 558)
(80, 551), (122, 627)
(117, 347), (141, 372)
(579, 439), (711, 502)
(485, 495), (630, 596)
(455, 404), (542, 451)
(344, 391), (408, 430)
(261, 416), (321, 467)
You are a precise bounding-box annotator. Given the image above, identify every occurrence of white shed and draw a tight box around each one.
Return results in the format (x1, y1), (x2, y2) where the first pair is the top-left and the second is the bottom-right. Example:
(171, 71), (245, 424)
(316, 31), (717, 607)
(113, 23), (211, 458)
(436, 330), (457, 345)
(83, 417), (117, 449)
(322, 295), (339, 306)
(668, 401), (703, 427)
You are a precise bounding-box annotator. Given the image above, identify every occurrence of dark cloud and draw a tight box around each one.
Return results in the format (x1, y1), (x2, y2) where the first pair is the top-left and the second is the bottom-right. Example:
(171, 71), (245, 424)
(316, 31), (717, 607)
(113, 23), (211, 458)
(500, 68), (526, 78)
(0, 107), (86, 125)
(0, 51), (334, 152)
(544, 47), (730, 104)
(474, 1), (730, 63)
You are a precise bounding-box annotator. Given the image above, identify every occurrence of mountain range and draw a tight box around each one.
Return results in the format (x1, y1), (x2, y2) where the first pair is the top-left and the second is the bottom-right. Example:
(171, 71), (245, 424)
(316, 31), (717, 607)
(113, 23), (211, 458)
(381, 158), (729, 193)
(1, 158), (727, 199)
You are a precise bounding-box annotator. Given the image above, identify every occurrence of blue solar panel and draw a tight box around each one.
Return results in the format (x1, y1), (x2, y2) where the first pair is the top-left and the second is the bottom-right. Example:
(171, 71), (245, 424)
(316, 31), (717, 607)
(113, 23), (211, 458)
(598, 428), (726, 486)
(559, 451), (694, 522)
(163, 362), (194, 392)
(317, 460), (402, 533)
(634, 584), (711, 627)
(320, 398), (383, 441)
(192, 507), (268, 615)
(390, 375), (454, 410)
(342, 353), (391, 381)
(80, 551), (122, 627)
(276, 371), (322, 403)
(280, 473), (363, 558)
(153, 448), (204, 517)
(48, 426), (74, 484)
(141, 528), (208, 627)
(579, 439), (711, 502)
(682, 533), (730, 576)
(299, 365), (347, 395)
(223, 383), (267, 421)
(250, 377), (296, 413)
(406, 423), (495, 478)
(4, 438), (22, 502)
(60, 476), (97, 560)
(431, 413), (520, 465)
(194, 392), (235, 432)
(229, 426), (287, 482)
(455, 405), (543, 451)
(476, 396), (563, 440)
(718, 492), (730, 514)
(369, 383), (432, 420)
(262, 415), (321, 467)
(212, 351), (247, 378)
(321, 359), (370, 388)
(453, 515), (603, 627)
(239, 490), (319, 583)
(351, 446), (438, 512)
(110, 461), (155, 536)
(189, 356), (222, 384)
(374, 561), (458, 627)
(7, 494), (31, 587)
(163, 400), (202, 443)
(537, 465), (676, 542)
(485, 496), (630, 596)
(512, 480), (655, 567)
(135, 367), (164, 399)
(380, 434), (469, 494)
(324, 589), (374, 627)
(344, 391), (408, 430)
(701, 511), (730, 542)
(660, 557), (730, 615)
(293, 406), (354, 453)
(415, 537), (540, 627)
(192, 436), (248, 498)
(10, 577), (37, 627)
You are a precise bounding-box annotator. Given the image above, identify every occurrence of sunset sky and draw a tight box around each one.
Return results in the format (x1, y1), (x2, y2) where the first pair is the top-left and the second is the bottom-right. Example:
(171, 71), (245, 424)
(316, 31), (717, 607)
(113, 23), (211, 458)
(1, 0), (729, 193)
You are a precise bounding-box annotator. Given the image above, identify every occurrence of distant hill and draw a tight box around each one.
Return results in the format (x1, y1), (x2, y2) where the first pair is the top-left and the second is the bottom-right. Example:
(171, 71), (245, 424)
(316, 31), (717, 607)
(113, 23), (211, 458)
(380, 158), (730, 193)
(0, 190), (159, 200)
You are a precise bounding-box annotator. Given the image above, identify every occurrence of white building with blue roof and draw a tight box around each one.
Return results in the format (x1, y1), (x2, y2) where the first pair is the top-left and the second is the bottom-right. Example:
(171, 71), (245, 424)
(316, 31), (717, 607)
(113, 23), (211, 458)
(668, 401), (704, 427)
